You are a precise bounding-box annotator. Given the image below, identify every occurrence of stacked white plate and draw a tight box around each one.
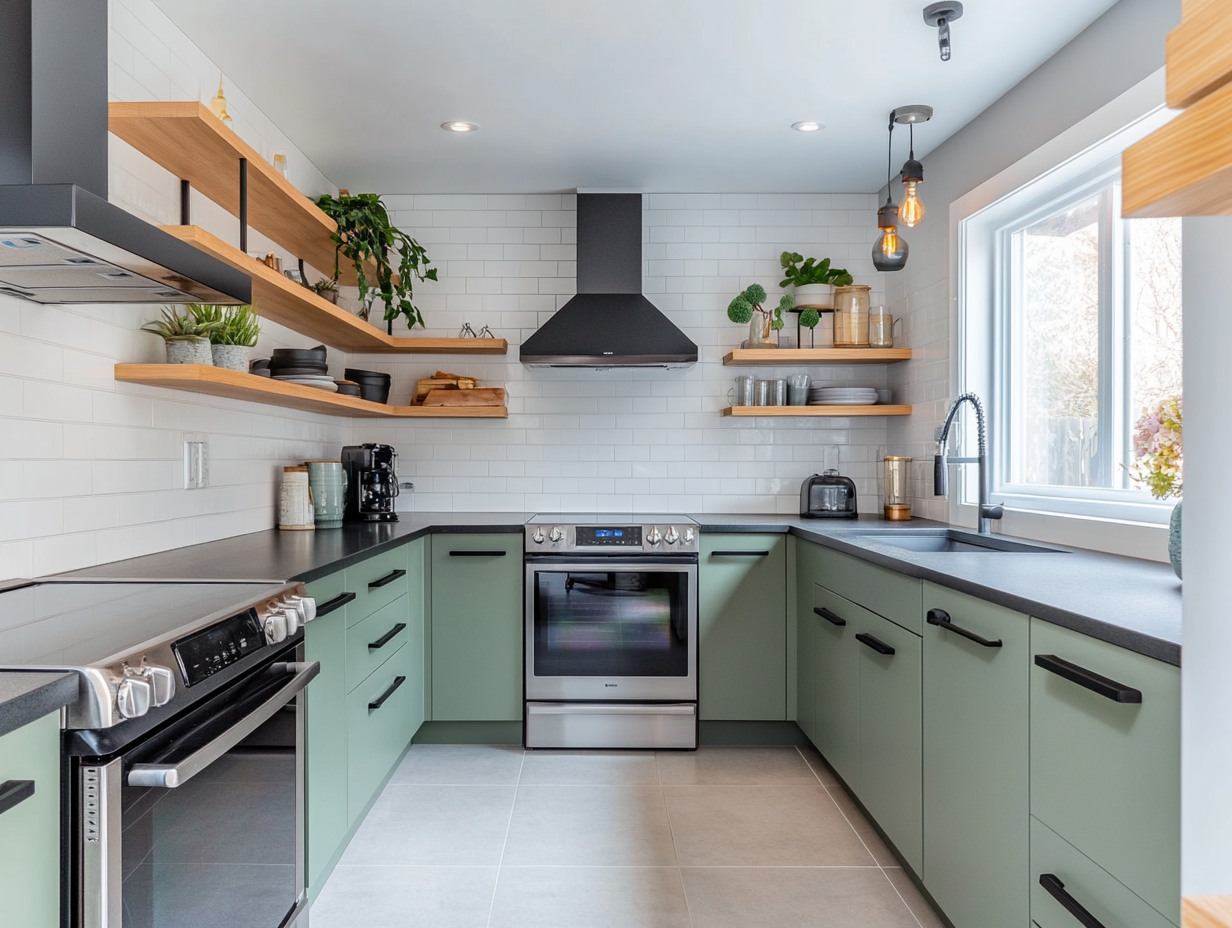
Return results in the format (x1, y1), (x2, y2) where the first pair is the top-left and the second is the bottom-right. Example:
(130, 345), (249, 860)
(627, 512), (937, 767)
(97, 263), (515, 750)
(809, 386), (879, 406)
(273, 374), (339, 393)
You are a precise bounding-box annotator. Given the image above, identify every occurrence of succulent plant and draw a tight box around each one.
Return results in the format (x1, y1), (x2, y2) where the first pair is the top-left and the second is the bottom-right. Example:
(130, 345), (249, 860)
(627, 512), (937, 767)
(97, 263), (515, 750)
(140, 307), (222, 341)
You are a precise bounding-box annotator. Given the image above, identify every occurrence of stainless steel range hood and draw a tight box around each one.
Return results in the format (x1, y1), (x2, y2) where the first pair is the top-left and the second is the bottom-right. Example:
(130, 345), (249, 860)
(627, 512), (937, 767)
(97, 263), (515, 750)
(0, 0), (251, 305)
(519, 193), (697, 368)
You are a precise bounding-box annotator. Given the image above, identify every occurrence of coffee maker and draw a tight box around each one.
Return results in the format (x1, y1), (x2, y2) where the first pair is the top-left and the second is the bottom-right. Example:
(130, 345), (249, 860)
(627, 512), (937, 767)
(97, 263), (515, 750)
(341, 444), (400, 522)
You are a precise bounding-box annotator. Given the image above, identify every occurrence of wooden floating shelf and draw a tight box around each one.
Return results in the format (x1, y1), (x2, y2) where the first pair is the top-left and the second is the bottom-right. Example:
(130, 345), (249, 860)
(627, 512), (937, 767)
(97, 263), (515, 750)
(721, 405), (912, 417)
(1166, 0), (1232, 109)
(1184, 895), (1232, 928)
(109, 101), (357, 284)
(163, 226), (507, 355)
(723, 348), (913, 366)
(114, 364), (508, 419)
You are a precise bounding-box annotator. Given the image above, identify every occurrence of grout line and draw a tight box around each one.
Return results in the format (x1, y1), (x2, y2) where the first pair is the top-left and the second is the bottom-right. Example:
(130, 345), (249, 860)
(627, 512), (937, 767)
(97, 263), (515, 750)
(657, 750), (696, 928)
(484, 748), (526, 928)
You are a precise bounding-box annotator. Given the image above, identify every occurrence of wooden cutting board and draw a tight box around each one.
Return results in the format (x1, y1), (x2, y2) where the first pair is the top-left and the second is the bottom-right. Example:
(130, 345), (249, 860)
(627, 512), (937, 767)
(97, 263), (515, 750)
(421, 387), (505, 407)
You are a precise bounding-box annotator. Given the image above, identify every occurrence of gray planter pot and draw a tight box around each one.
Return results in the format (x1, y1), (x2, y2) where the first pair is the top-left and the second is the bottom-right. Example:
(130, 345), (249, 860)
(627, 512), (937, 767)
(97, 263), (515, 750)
(211, 344), (250, 371)
(165, 337), (213, 365)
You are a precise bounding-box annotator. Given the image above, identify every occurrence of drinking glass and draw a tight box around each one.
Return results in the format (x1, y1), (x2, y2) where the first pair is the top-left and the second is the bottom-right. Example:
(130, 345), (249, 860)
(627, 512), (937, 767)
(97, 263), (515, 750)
(787, 374), (811, 406)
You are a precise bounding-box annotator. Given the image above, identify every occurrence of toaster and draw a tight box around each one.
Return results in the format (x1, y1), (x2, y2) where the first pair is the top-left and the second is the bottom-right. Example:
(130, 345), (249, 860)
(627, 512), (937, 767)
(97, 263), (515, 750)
(800, 469), (858, 519)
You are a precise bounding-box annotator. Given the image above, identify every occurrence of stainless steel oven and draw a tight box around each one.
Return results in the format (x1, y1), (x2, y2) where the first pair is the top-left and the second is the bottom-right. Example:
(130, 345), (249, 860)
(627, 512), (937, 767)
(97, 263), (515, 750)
(524, 516), (699, 749)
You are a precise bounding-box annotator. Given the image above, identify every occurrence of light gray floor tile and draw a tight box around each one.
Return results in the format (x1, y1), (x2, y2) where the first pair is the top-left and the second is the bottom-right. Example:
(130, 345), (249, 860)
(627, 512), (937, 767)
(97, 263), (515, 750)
(489, 866), (691, 928)
(657, 746), (819, 785)
(826, 783), (901, 867)
(664, 785), (875, 867)
(884, 868), (948, 928)
(502, 785), (677, 866)
(337, 785), (516, 866)
(796, 744), (842, 787)
(308, 865), (496, 928)
(681, 866), (922, 928)
(389, 744), (524, 785)
(519, 750), (660, 785)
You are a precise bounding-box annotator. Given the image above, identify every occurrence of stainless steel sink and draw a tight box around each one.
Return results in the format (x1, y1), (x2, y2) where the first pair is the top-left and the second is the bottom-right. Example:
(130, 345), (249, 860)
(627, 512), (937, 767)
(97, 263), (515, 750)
(853, 530), (1066, 554)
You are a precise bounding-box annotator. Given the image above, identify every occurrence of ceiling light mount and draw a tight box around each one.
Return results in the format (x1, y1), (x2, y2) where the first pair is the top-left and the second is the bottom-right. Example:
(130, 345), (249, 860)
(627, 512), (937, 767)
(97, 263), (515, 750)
(923, 2), (964, 62)
(441, 121), (479, 133)
(893, 105), (934, 126)
(791, 121), (825, 132)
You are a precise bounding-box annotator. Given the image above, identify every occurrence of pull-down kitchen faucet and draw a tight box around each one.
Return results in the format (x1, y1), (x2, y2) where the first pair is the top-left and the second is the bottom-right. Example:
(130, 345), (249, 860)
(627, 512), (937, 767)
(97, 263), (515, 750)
(934, 392), (1004, 534)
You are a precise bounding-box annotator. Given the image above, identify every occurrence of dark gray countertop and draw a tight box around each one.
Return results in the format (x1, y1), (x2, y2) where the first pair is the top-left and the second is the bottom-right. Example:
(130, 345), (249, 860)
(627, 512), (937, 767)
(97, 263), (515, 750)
(0, 672), (77, 738)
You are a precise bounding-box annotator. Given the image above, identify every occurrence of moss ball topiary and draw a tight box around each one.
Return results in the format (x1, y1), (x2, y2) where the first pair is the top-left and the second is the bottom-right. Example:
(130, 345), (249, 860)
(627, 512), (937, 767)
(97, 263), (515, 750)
(800, 308), (821, 329)
(744, 283), (767, 305)
(727, 296), (753, 324)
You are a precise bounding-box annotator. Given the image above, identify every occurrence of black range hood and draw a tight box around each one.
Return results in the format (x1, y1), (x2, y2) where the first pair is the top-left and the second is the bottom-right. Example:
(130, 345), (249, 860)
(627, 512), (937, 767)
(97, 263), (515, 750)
(0, 0), (250, 305)
(519, 193), (697, 368)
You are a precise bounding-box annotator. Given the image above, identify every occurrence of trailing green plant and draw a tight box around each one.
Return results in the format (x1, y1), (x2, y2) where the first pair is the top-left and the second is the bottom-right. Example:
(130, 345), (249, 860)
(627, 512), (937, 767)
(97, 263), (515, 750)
(727, 284), (793, 330)
(140, 306), (222, 341)
(184, 303), (261, 347)
(314, 192), (437, 329)
(778, 252), (853, 289)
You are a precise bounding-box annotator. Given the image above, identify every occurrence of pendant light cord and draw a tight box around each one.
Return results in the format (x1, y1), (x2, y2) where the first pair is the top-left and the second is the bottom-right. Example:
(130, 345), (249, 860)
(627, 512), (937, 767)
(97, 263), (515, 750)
(885, 112), (896, 202)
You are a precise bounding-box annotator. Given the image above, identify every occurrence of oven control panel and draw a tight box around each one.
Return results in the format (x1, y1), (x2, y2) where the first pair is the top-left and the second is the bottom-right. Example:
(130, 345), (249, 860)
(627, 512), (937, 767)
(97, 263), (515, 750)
(525, 522), (697, 553)
(172, 609), (266, 687)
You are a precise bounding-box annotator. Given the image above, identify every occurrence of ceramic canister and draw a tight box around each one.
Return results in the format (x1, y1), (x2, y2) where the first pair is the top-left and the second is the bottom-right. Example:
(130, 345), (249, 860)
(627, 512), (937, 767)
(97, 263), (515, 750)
(279, 466), (315, 531)
(306, 460), (347, 528)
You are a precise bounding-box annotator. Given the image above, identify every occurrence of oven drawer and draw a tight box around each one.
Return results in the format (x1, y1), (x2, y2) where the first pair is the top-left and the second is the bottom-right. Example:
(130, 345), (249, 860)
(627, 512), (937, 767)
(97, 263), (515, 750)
(526, 702), (697, 749)
(347, 595), (411, 693)
(344, 547), (410, 627)
(347, 642), (415, 824)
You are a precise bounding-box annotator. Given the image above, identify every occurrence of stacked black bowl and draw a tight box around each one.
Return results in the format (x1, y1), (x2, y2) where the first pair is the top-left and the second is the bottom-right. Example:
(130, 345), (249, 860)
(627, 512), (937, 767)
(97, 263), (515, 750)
(345, 368), (392, 404)
(270, 345), (329, 378)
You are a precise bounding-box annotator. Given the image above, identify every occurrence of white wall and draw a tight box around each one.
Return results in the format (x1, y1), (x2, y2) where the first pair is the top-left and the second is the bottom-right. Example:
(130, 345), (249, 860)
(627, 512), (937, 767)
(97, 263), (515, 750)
(349, 193), (893, 515)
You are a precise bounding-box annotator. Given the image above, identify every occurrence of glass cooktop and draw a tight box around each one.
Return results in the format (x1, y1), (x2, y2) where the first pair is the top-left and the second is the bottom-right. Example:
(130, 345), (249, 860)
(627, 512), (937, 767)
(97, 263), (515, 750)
(527, 513), (698, 525)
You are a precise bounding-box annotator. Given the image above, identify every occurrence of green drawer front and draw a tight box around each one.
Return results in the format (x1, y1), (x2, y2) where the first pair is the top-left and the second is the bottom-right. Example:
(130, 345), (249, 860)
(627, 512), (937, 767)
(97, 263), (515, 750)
(304, 601), (347, 895)
(347, 595), (411, 693)
(794, 541), (827, 742)
(347, 642), (415, 824)
(854, 604), (922, 873)
(305, 569), (347, 607)
(816, 545), (922, 633)
(922, 583), (1030, 928)
(810, 585), (860, 789)
(344, 547), (410, 627)
(0, 712), (61, 928)
(1031, 816), (1177, 928)
(1030, 620), (1180, 923)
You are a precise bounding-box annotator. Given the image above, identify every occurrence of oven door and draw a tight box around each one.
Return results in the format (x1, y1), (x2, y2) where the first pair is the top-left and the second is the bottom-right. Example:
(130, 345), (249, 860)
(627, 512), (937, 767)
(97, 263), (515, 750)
(79, 650), (318, 928)
(525, 556), (697, 701)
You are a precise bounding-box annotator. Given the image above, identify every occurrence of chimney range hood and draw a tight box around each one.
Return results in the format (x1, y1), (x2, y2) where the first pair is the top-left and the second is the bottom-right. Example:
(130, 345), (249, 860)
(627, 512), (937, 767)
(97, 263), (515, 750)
(0, 1), (251, 305)
(519, 193), (697, 368)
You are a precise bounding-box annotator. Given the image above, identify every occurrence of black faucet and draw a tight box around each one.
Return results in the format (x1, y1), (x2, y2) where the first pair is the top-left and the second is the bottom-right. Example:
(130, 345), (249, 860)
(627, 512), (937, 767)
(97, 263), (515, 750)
(934, 392), (1004, 534)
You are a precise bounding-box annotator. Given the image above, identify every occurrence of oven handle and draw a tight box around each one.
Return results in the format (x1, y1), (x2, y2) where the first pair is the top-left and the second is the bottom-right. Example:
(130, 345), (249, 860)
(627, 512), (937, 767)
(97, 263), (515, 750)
(526, 556), (698, 567)
(528, 703), (697, 716)
(126, 661), (320, 789)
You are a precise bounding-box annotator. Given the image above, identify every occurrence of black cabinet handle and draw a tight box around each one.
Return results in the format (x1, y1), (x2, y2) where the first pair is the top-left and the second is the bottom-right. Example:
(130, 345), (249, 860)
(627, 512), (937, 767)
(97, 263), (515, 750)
(814, 606), (847, 627)
(1035, 654), (1142, 704)
(1039, 874), (1108, 928)
(927, 608), (1003, 648)
(856, 633), (895, 656)
(368, 675), (406, 710)
(0, 780), (35, 817)
(369, 622), (407, 650)
(316, 592), (356, 617)
(449, 550), (507, 557)
(710, 550), (770, 557)
(368, 569), (406, 589)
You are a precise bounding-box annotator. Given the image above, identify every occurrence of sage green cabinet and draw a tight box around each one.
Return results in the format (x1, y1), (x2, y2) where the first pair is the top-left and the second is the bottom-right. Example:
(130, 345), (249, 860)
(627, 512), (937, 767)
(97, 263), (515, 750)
(430, 533), (523, 721)
(794, 541), (826, 744)
(0, 711), (61, 928)
(1030, 619), (1180, 925)
(809, 584), (860, 788)
(922, 583), (1029, 928)
(814, 544), (922, 633)
(347, 641), (416, 823)
(698, 533), (787, 720)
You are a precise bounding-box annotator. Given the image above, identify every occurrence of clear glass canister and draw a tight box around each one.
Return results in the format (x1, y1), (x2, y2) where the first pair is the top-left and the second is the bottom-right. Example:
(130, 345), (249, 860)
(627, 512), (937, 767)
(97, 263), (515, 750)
(833, 285), (871, 347)
(883, 456), (912, 520)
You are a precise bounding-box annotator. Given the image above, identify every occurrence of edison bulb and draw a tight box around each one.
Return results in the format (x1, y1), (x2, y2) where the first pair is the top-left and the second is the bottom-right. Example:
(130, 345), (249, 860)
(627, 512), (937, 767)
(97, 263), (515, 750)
(900, 182), (924, 227)
(881, 230), (899, 256)
(872, 230), (908, 272)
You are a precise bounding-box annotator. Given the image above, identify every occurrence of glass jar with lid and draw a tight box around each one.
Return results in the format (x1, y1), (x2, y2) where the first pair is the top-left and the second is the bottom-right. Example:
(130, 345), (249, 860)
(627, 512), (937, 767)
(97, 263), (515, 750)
(833, 285), (872, 347)
(882, 455), (912, 520)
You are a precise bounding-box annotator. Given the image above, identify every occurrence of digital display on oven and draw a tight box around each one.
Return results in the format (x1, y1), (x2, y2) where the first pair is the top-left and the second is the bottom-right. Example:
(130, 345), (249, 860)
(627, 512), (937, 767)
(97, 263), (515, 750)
(172, 609), (266, 686)
(576, 526), (642, 546)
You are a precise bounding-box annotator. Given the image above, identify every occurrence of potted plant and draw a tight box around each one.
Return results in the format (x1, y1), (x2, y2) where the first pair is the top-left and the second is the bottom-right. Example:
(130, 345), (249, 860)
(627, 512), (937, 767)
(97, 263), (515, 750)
(189, 303), (261, 371)
(314, 192), (437, 331)
(727, 285), (793, 347)
(311, 276), (340, 304)
(779, 252), (853, 308)
(140, 307), (220, 364)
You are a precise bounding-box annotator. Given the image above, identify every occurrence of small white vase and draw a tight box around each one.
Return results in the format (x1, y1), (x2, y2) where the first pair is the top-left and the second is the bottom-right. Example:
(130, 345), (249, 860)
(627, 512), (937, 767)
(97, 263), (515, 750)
(211, 344), (250, 371)
(793, 283), (832, 309)
(165, 337), (213, 364)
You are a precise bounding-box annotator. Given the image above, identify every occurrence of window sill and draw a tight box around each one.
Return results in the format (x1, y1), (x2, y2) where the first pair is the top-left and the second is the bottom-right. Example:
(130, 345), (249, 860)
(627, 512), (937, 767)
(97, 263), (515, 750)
(953, 502), (1170, 563)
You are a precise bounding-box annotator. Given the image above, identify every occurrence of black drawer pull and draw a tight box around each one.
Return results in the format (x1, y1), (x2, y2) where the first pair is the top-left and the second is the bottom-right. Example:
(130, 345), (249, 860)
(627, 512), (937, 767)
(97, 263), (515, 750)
(927, 608), (1003, 648)
(814, 607), (847, 627)
(368, 569), (406, 589)
(369, 622), (407, 650)
(710, 550), (770, 557)
(0, 780), (35, 816)
(449, 550), (507, 557)
(856, 633), (895, 656)
(369, 675), (406, 710)
(1039, 874), (1108, 928)
(316, 592), (356, 617)
(1035, 654), (1142, 704)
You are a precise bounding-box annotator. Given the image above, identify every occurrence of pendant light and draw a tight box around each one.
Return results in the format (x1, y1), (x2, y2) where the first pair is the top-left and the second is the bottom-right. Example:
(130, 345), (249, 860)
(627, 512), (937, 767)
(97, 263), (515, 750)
(894, 106), (933, 228)
(923, 2), (964, 62)
(873, 113), (908, 272)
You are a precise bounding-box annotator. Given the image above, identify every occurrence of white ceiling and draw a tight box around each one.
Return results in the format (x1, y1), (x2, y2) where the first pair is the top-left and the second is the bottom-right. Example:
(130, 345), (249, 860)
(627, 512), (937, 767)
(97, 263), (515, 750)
(152, 0), (1120, 194)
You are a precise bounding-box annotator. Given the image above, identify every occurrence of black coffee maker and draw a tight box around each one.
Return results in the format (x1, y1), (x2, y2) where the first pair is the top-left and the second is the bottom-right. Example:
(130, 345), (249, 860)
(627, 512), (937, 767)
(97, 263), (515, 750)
(341, 443), (399, 522)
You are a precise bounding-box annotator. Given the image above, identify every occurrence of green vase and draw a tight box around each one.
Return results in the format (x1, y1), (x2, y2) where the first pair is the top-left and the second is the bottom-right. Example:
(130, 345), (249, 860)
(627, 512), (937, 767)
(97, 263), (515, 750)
(1168, 500), (1182, 580)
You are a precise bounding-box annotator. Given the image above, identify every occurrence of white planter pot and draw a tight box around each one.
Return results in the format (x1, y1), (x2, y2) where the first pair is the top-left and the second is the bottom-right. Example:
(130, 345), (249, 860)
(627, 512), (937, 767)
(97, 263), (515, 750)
(793, 283), (832, 309)
(165, 337), (213, 365)
(211, 344), (250, 371)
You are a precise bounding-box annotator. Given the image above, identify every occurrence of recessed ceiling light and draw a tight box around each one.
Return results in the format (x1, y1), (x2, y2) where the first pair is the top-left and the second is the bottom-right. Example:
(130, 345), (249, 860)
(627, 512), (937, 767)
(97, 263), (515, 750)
(441, 121), (479, 133)
(792, 121), (824, 132)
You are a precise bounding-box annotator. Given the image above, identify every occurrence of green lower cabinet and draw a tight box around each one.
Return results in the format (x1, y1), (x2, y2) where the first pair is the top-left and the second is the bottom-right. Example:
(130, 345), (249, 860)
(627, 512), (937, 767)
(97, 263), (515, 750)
(810, 585), (860, 789)
(921, 583), (1029, 928)
(0, 711), (61, 928)
(794, 541), (826, 743)
(1031, 816), (1176, 928)
(854, 606), (922, 874)
(348, 642), (415, 824)
(431, 533), (523, 721)
(699, 533), (787, 720)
